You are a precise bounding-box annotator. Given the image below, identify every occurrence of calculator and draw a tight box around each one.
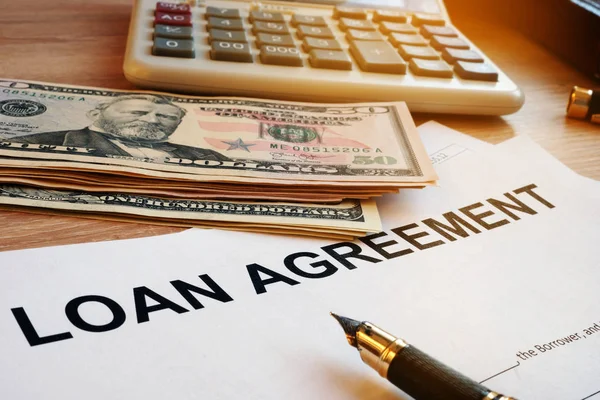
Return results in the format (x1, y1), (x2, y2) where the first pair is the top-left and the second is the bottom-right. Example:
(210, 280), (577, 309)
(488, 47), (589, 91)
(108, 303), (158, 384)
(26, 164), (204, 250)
(123, 0), (525, 115)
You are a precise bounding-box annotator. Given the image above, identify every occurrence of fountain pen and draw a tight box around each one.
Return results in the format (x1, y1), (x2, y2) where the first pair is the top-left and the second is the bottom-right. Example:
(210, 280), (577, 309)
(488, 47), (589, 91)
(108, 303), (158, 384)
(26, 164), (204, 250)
(331, 313), (516, 400)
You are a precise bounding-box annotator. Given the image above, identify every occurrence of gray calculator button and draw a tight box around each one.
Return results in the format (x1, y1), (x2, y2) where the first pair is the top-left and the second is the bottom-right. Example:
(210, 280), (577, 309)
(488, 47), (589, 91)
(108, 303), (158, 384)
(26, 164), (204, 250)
(207, 17), (244, 31)
(210, 41), (253, 62)
(252, 21), (290, 35)
(454, 61), (498, 81)
(398, 44), (440, 60)
(346, 29), (383, 41)
(339, 18), (375, 31)
(153, 37), (195, 58)
(256, 33), (295, 47)
(389, 33), (428, 47)
(409, 58), (453, 78)
(309, 49), (352, 70)
(420, 25), (458, 38)
(349, 40), (407, 74)
(442, 48), (483, 64)
(206, 7), (241, 19)
(209, 29), (248, 43)
(249, 11), (285, 23)
(259, 45), (303, 66)
(154, 24), (193, 39)
(430, 35), (469, 50)
(296, 25), (334, 39)
(379, 22), (418, 35)
(302, 37), (342, 51)
(291, 15), (327, 27)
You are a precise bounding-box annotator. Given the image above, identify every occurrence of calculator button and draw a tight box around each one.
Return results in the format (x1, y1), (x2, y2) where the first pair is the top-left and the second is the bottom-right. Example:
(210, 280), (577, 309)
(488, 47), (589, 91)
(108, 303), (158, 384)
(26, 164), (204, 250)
(389, 33), (428, 47)
(409, 58), (453, 78)
(250, 11), (285, 23)
(333, 6), (367, 20)
(256, 33), (295, 47)
(207, 17), (244, 31)
(155, 24), (193, 39)
(454, 61), (498, 81)
(309, 49), (352, 70)
(372, 10), (408, 23)
(291, 15), (327, 27)
(430, 35), (469, 50)
(260, 45), (303, 66)
(379, 22), (418, 35)
(155, 12), (192, 26)
(398, 44), (440, 60)
(339, 18), (375, 31)
(209, 29), (248, 43)
(156, 2), (191, 14)
(210, 41), (253, 62)
(346, 29), (383, 41)
(302, 37), (342, 51)
(153, 37), (195, 58)
(296, 25), (334, 39)
(252, 21), (290, 35)
(350, 41), (407, 74)
(441, 48), (483, 64)
(206, 6), (241, 19)
(420, 25), (458, 38)
(411, 13), (446, 27)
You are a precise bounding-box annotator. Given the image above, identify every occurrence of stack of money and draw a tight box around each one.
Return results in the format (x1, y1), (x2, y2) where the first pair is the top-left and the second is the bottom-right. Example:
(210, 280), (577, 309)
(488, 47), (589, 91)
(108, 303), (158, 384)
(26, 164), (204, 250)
(0, 79), (437, 239)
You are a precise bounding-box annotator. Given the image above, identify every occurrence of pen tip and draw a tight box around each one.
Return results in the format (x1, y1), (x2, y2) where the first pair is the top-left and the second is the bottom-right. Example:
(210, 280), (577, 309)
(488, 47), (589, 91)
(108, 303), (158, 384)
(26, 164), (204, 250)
(330, 312), (361, 348)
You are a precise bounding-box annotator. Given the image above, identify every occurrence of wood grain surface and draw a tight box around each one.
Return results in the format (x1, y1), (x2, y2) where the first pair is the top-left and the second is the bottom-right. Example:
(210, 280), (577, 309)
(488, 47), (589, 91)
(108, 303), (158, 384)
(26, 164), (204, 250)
(0, 0), (598, 252)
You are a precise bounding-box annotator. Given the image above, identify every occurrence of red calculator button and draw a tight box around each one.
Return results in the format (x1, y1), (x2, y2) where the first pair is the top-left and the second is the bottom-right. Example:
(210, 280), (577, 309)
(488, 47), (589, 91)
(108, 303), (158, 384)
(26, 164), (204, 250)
(156, 2), (191, 14)
(155, 12), (192, 26)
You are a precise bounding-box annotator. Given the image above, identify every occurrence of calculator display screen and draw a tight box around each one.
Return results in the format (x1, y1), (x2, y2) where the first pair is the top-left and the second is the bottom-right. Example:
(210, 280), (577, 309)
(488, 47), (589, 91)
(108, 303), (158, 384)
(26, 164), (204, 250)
(284, 0), (441, 14)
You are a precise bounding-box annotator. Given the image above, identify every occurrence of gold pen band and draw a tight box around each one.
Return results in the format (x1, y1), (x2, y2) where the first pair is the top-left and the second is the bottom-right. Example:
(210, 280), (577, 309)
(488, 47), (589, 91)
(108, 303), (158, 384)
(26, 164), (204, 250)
(354, 322), (407, 378)
(484, 392), (516, 400)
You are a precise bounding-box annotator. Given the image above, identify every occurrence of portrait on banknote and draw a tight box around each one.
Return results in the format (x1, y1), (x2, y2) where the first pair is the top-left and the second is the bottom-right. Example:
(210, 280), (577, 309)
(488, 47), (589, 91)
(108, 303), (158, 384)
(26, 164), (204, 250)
(8, 94), (231, 162)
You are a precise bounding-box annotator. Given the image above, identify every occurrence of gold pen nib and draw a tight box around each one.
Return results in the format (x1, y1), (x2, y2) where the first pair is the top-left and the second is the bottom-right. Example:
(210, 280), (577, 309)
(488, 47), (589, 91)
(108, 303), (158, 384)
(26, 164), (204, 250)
(330, 312), (361, 348)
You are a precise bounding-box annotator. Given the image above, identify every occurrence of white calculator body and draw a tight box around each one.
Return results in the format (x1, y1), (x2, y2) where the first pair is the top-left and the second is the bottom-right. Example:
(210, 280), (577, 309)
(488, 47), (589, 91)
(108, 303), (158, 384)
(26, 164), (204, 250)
(124, 0), (524, 115)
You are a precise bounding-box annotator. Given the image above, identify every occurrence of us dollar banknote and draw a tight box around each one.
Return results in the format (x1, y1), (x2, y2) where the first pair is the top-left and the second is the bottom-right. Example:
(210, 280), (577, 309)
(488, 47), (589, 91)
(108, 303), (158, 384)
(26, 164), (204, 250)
(0, 79), (436, 184)
(0, 184), (381, 237)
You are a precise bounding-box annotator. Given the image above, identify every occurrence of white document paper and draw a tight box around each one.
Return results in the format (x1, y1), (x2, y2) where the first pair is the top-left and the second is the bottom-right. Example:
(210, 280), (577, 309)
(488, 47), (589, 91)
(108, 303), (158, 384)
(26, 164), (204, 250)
(1, 123), (599, 400)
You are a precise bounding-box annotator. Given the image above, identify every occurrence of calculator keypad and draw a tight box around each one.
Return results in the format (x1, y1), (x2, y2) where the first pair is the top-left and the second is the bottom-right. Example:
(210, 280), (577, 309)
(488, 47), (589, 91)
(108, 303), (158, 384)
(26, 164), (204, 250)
(148, 1), (499, 81)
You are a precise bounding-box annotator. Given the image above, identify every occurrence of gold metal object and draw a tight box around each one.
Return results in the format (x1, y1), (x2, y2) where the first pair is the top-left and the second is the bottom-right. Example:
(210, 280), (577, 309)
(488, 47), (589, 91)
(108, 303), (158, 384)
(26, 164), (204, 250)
(354, 322), (408, 378)
(567, 86), (593, 119)
(483, 391), (516, 400)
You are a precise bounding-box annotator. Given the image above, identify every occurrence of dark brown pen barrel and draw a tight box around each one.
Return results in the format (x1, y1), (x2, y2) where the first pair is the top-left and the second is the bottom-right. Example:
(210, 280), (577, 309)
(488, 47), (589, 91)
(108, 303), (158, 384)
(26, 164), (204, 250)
(387, 345), (499, 400)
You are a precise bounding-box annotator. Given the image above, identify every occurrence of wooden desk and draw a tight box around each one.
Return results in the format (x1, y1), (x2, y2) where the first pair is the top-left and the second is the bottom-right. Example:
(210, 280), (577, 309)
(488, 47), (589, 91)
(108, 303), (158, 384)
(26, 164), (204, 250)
(0, 1), (598, 252)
